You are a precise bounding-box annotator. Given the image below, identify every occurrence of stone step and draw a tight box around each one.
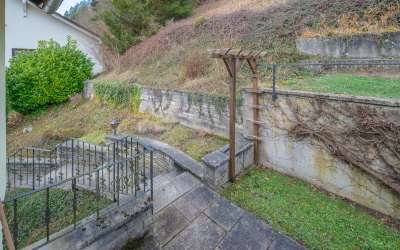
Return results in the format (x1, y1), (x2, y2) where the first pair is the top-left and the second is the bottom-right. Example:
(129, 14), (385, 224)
(28, 193), (152, 250)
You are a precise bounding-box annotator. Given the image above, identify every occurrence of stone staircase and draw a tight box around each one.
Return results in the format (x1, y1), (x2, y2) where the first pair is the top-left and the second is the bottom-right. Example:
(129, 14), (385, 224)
(27, 168), (196, 250)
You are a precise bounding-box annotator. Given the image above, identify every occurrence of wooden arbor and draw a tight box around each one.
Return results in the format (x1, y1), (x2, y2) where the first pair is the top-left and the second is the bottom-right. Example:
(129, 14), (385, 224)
(209, 49), (266, 182)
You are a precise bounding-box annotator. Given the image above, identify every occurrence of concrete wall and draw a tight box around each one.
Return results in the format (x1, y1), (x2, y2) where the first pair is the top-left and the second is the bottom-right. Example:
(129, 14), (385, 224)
(242, 88), (400, 219)
(296, 32), (400, 58)
(5, 0), (104, 74)
(139, 87), (244, 137)
(86, 82), (400, 218)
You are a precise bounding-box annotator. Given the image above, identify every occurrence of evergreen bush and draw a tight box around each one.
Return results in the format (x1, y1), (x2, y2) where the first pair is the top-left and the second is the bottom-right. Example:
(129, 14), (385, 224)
(6, 38), (93, 114)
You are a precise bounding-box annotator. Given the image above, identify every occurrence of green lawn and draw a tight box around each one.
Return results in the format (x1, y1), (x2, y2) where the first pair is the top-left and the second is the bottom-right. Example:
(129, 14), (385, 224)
(5, 188), (111, 248)
(282, 74), (400, 99)
(222, 168), (400, 250)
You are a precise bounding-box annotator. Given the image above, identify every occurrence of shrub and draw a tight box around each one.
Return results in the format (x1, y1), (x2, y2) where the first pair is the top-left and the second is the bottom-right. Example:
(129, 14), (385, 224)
(94, 80), (142, 112)
(100, 0), (197, 54)
(184, 51), (209, 79)
(148, 0), (196, 25)
(6, 38), (93, 114)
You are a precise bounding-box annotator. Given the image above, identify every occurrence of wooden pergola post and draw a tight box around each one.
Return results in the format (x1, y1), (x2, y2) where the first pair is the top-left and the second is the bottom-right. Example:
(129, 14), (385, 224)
(0, 202), (15, 250)
(209, 49), (265, 182)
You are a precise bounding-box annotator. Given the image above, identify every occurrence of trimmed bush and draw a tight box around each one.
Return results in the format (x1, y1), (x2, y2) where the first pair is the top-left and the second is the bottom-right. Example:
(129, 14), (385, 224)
(94, 80), (142, 112)
(6, 38), (93, 114)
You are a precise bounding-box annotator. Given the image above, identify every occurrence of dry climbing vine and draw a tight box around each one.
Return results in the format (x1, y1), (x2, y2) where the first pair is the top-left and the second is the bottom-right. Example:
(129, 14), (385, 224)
(272, 97), (400, 196)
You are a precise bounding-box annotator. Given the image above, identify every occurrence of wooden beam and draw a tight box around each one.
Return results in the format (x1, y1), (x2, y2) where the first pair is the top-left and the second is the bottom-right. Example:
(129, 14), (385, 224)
(222, 58), (233, 78)
(228, 57), (238, 182)
(249, 58), (260, 165)
(209, 48), (266, 60)
(0, 202), (15, 250)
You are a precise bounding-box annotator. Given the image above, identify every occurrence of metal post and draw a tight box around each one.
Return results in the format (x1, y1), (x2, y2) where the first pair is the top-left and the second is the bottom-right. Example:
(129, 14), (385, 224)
(228, 58), (237, 182)
(117, 162), (120, 206)
(13, 199), (18, 249)
(32, 150), (35, 190)
(143, 148), (146, 192)
(150, 151), (154, 203)
(71, 140), (74, 179)
(45, 187), (50, 242)
(72, 178), (77, 229)
(96, 170), (100, 221)
(112, 142), (116, 202)
(6, 157), (10, 189)
(272, 64), (277, 101)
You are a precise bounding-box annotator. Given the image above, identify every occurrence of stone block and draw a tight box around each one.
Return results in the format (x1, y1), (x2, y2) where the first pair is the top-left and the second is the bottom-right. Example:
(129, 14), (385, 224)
(202, 140), (254, 188)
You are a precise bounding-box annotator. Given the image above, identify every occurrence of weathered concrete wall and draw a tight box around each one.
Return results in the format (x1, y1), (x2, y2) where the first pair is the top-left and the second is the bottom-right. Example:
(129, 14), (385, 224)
(139, 87), (244, 137)
(296, 32), (400, 58)
(298, 59), (400, 73)
(202, 139), (254, 188)
(242, 89), (400, 219)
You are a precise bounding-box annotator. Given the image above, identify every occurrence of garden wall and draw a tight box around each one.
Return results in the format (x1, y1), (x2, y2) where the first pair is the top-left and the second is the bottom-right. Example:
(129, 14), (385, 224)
(139, 87), (244, 137)
(296, 32), (400, 58)
(86, 82), (400, 218)
(242, 89), (400, 219)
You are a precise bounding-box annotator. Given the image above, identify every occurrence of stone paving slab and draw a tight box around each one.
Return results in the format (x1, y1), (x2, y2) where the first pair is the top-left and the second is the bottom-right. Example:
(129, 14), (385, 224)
(174, 185), (218, 221)
(218, 212), (275, 250)
(204, 197), (244, 232)
(163, 214), (226, 250)
(146, 171), (306, 250)
(152, 205), (189, 245)
(269, 234), (306, 250)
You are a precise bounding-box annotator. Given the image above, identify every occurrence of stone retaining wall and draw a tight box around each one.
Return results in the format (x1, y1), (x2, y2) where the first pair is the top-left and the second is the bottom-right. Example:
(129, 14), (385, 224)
(242, 88), (400, 219)
(139, 87), (244, 137)
(298, 59), (400, 72)
(296, 32), (400, 58)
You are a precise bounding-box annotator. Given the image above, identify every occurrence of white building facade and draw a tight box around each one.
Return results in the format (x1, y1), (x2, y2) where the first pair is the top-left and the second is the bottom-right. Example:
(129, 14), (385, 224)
(5, 0), (104, 74)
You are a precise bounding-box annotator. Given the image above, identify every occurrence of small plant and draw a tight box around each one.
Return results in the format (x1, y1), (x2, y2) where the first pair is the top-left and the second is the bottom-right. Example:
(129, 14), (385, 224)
(94, 80), (142, 112)
(183, 51), (209, 80)
(193, 15), (206, 29)
(6, 38), (93, 114)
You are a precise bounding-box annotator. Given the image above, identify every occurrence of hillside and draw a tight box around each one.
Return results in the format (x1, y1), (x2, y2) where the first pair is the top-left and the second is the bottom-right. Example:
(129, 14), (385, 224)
(76, 0), (399, 94)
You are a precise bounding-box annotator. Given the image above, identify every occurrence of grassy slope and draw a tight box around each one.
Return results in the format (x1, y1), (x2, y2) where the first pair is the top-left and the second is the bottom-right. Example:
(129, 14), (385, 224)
(5, 188), (111, 248)
(7, 98), (227, 161)
(223, 168), (400, 250)
(95, 0), (399, 96)
(281, 73), (400, 99)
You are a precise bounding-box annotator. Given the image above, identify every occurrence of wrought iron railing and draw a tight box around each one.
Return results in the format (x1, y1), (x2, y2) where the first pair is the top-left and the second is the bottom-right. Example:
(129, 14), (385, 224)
(4, 137), (155, 249)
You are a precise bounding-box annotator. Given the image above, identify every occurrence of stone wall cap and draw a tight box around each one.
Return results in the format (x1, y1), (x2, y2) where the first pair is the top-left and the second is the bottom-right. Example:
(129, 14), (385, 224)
(242, 88), (400, 108)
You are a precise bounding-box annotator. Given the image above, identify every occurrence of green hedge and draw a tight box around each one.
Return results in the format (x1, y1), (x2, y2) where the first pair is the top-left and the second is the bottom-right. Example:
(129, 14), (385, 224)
(94, 80), (142, 112)
(6, 38), (93, 114)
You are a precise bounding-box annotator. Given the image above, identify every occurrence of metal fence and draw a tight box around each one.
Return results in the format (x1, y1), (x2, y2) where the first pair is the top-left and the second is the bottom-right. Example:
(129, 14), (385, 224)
(4, 137), (156, 249)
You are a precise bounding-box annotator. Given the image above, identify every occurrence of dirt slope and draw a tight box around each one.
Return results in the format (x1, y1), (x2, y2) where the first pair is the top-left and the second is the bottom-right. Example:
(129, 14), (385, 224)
(91, 0), (399, 94)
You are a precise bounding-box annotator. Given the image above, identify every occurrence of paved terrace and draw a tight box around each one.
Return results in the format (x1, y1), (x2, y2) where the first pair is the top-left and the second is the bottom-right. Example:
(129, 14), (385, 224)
(109, 169), (306, 250)
(31, 137), (306, 250)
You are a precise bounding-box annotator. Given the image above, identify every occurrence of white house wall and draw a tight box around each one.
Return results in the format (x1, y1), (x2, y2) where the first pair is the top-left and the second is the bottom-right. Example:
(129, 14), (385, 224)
(5, 0), (104, 74)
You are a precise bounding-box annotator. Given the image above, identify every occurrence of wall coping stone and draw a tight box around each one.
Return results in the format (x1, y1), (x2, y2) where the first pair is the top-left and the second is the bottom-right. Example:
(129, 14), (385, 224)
(202, 139), (253, 169)
(242, 88), (400, 108)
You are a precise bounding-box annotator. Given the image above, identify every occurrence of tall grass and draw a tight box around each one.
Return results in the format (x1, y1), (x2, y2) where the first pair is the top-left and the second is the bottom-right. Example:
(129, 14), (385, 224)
(94, 80), (142, 113)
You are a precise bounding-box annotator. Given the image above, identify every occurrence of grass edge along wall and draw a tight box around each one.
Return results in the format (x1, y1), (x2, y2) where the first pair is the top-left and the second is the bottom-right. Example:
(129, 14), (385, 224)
(241, 88), (400, 219)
